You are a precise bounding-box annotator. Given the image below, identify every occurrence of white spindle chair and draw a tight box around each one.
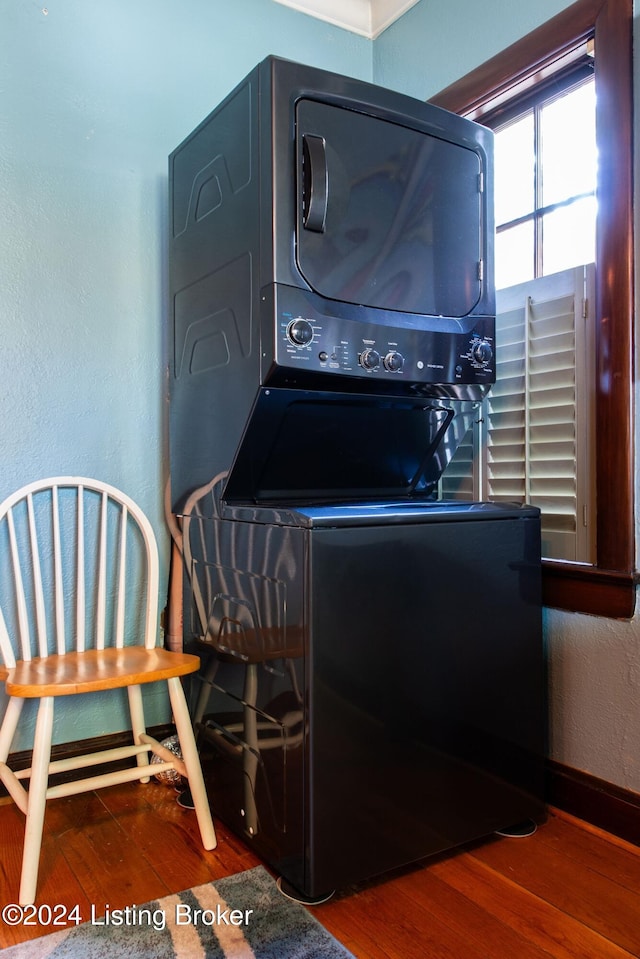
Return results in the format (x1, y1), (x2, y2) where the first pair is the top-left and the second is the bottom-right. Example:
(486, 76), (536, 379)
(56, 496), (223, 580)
(0, 477), (216, 905)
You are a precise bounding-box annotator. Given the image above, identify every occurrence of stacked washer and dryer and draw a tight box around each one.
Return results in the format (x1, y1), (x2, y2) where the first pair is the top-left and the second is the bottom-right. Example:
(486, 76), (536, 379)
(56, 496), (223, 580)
(168, 57), (546, 903)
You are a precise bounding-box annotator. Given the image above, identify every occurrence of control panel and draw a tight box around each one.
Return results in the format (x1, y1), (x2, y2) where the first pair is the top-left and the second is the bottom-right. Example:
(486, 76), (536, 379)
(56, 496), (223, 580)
(268, 286), (495, 387)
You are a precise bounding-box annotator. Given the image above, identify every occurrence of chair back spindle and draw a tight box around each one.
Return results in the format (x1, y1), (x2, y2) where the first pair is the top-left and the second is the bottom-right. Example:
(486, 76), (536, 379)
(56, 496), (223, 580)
(6, 508), (31, 664)
(95, 489), (109, 651)
(26, 495), (48, 660)
(76, 484), (86, 653)
(51, 486), (66, 656)
(115, 505), (129, 649)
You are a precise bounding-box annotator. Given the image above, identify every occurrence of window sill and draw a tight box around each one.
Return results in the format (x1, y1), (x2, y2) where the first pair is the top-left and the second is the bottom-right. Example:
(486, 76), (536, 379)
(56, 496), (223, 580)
(542, 561), (638, 619)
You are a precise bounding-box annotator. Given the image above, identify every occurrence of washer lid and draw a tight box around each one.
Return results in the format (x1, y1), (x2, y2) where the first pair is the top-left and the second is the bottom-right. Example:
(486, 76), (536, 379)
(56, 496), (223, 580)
(223, 387), (468, 505)
(221, 498), (541, 529)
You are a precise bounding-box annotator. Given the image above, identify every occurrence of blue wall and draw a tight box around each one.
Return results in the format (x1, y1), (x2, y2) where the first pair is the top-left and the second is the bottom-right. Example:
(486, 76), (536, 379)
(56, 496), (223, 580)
(0, 0), (369, 747)
(373, 0), (574, 99)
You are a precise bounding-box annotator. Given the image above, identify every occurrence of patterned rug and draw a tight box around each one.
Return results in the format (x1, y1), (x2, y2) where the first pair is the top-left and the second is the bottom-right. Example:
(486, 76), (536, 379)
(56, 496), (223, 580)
(0, 867), (354, 958)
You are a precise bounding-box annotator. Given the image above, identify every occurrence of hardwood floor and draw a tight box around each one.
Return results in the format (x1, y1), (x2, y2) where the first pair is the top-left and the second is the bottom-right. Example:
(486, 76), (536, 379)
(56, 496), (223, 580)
(0, 780), (639, 957)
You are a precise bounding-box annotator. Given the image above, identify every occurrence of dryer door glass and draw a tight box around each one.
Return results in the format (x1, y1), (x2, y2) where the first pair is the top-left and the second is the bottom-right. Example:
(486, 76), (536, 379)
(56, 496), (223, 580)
(296, 98), (483, 318)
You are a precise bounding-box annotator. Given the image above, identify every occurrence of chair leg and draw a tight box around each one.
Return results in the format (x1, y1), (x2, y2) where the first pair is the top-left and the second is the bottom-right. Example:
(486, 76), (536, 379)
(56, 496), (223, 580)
(20, 696), (54, 905)
(0, 697), (24, 763)
(167, 676), (217, 851)
(127, 684), (151, 781)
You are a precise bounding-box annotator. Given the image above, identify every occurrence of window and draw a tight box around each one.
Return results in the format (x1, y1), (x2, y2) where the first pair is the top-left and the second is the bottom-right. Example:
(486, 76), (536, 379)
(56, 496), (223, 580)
(431, 0), (635, 618)
(442, 64), (597, 566)
(494, 72), (596, 286)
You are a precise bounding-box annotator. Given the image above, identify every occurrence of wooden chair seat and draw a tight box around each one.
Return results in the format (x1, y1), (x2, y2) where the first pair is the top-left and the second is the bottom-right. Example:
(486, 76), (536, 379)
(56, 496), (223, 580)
(3, 647), (201, 697)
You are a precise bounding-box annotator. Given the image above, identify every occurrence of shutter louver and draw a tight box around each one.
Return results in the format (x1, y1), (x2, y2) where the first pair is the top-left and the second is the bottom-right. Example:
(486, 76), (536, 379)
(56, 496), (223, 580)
(441, 265), (595, 564)
(487, 266), (595, 562)
(485, 305), (527, 504)
(528, 293), (577, 539)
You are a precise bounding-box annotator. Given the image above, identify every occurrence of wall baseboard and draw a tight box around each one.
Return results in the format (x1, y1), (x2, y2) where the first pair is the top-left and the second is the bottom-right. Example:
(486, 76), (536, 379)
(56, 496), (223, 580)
(1, 724), (176, 797)
(546, 760), (640, 847)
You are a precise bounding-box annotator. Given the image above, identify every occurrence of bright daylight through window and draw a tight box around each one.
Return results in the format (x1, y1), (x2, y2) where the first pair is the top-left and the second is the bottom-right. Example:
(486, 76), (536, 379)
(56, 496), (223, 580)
(495, 77), (596, 287)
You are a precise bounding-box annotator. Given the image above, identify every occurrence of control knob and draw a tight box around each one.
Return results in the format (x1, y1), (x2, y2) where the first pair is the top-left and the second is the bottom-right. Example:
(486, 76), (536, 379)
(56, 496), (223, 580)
(287, 318), (314, 346)
(472, 338), (493, 366)
(360, 348), (381, 371)
(384, 351), (404, 372)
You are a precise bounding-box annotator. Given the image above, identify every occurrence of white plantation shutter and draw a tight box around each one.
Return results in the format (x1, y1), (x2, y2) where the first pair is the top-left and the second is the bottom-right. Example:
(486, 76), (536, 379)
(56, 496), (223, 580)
(441, 264), (596, 565)
(484, 301), (527, 504)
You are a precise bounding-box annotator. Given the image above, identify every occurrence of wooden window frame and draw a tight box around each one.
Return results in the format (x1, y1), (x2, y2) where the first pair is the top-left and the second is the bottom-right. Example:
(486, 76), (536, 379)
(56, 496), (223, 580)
(431, 0), (635, 618)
